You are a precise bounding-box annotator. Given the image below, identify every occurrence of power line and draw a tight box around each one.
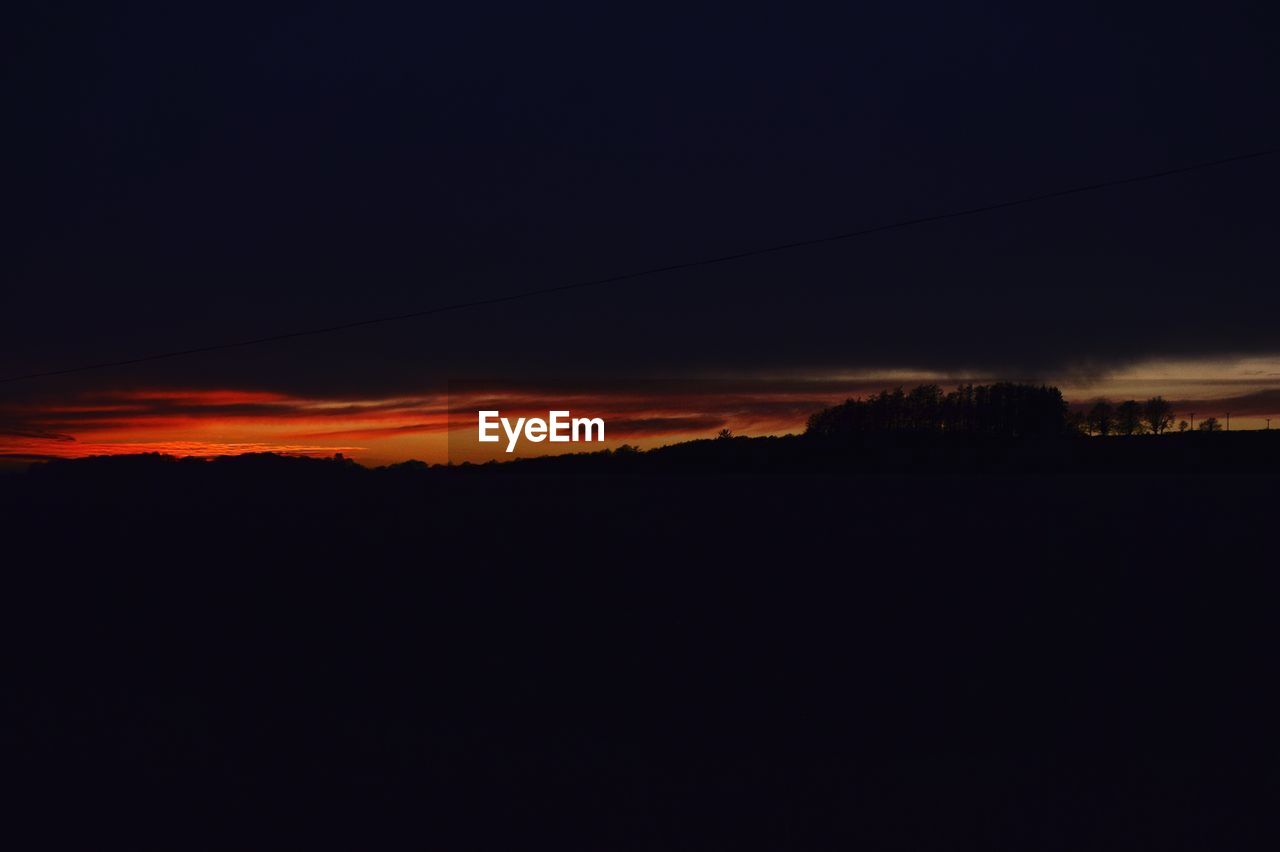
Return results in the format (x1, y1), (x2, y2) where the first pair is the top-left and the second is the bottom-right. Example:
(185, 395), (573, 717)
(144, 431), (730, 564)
(5, 144), (1280, 385)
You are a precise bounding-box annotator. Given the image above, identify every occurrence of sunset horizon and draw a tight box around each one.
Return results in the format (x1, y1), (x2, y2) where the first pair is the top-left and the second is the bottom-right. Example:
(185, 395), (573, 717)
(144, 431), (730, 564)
(5, 356), (1279, 466)
(8, 2), (1279, 843)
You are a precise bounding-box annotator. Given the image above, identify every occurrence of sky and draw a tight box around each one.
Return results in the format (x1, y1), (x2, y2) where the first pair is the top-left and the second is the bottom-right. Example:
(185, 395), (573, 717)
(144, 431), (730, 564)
(4, 2), (1280, 464)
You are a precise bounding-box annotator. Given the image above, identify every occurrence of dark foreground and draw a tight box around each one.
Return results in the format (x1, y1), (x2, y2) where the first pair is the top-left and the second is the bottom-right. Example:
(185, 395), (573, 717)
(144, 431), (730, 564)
(2, 451), (1277, 848)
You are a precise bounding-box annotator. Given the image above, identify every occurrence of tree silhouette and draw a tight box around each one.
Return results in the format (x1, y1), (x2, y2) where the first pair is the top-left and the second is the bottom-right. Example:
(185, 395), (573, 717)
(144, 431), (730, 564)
(805, 382), (1068, 439)
(1198, 417), (1223, 432)
(1114, 400), (1146, 436)
(1142, 397), (1176, 435)
(717, 428), (733, 440)
(1178, 420), (1189, 432)
(1087, 400), (1115, 436)
(906, 384), (944, 431)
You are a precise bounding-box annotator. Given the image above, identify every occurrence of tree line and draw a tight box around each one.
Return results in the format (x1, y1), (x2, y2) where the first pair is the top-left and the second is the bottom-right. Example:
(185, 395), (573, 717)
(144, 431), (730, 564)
(805, 384), (1223, 440)
(805, 383), (1068, 439)
(1080, 398), (1221, 435)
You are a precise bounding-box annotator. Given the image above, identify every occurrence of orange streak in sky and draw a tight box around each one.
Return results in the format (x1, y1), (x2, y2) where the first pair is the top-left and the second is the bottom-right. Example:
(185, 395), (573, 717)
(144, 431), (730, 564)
(6, 364), (1277, 466)
(1, 385), (830, 465)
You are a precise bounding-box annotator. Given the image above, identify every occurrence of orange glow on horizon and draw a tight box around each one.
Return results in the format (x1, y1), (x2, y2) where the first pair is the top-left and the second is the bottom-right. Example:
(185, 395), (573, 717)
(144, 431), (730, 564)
(3, 360), (1278, 467)
(0, 385), (832, 466)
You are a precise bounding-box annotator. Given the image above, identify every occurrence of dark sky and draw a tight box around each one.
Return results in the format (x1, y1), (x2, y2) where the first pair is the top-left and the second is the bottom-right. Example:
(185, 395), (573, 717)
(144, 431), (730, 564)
(6, 1), (1280, 399)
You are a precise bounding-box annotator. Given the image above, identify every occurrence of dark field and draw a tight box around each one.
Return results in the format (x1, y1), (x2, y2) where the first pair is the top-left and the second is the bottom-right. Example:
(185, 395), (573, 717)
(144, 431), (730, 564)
(2, 451), (1277, 848)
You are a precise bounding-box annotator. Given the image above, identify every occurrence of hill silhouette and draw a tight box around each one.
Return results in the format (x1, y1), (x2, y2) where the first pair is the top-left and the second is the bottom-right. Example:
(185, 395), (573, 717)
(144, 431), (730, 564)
(3, 428), (1278, 846)
(9, 417), (1280, 487)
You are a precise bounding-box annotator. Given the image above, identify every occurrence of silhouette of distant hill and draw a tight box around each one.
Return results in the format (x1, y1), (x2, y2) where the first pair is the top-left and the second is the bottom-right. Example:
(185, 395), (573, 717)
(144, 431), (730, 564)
(11, 415), (1280, 491)
(3, 428), (1277, 846)
(501, 428), (1280, 476)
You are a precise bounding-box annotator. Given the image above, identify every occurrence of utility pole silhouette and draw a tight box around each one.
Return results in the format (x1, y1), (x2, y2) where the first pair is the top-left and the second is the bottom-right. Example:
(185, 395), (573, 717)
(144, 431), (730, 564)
(1226, 412), (1231, 431)
(1189, 412), (1195, 431)
(1267, 417), (1272, 430)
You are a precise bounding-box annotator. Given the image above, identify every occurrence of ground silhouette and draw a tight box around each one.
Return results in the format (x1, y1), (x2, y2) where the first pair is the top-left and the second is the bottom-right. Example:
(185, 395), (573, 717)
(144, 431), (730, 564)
(3, 413), (1278, 847)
